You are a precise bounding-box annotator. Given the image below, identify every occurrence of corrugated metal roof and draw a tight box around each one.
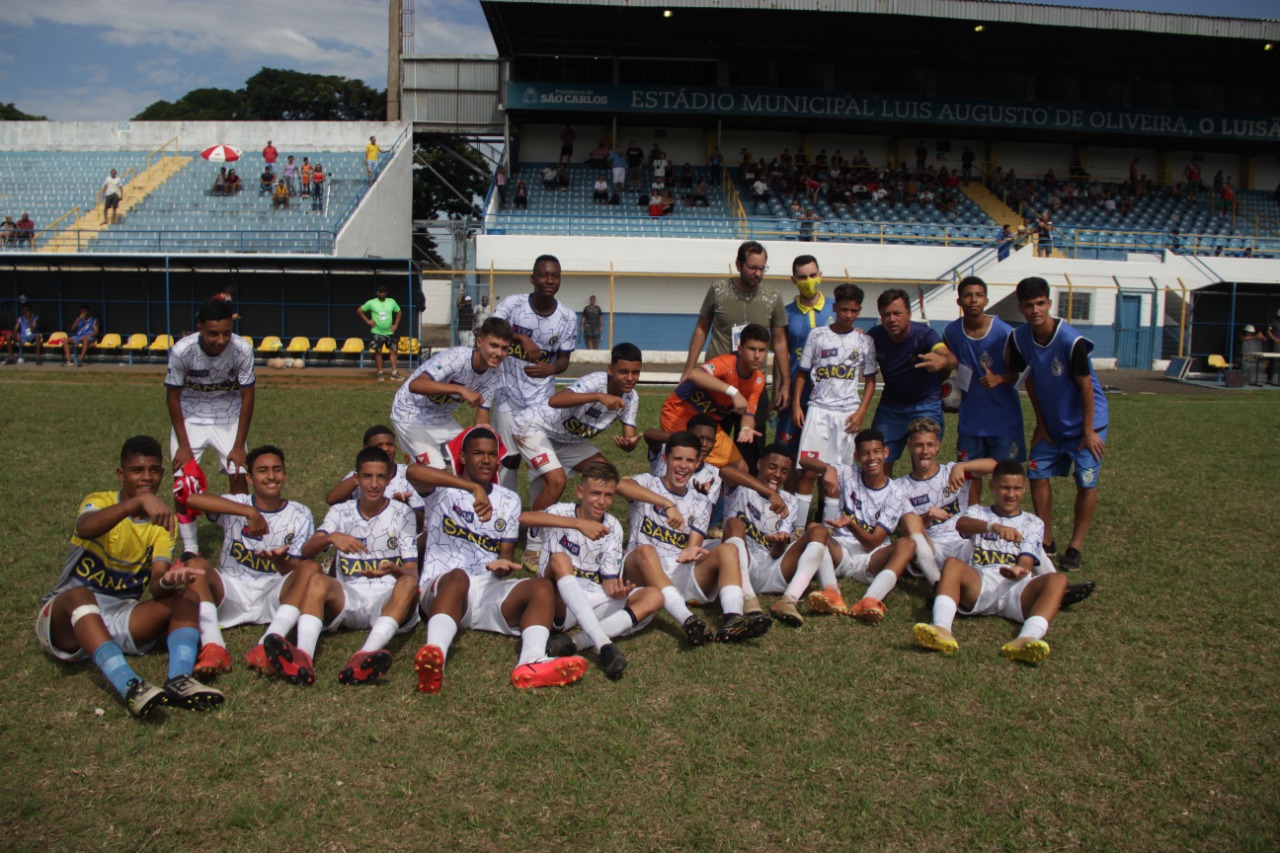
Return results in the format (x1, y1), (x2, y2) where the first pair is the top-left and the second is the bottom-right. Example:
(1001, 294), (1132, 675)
(483, 0), (1280, 39)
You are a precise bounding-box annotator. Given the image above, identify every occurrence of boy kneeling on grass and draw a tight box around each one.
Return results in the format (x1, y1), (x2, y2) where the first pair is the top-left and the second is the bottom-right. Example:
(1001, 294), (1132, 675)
(35, 436), (224, 718)
(913, 460), (1069, 665)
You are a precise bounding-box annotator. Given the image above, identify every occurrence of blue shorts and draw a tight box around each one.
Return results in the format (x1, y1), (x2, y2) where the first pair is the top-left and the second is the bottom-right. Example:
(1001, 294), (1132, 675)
(1028, 428), (1106, 488)
(774, 408), (801, 449)
(957, 433), (1026, 464)
(873, 400), (944, 464)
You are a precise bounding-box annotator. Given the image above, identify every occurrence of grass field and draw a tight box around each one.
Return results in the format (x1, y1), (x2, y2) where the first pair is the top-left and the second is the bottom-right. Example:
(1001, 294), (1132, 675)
(2, 371), (1278, 852)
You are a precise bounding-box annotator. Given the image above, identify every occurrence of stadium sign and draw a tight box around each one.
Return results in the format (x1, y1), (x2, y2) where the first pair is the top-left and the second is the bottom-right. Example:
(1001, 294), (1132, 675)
(510, 83), (1280, 142)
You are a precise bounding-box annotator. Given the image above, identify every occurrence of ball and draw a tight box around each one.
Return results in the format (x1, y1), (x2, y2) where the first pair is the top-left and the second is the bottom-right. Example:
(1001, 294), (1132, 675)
(291, 357), (305, 369)
(940, 379), (963, 413)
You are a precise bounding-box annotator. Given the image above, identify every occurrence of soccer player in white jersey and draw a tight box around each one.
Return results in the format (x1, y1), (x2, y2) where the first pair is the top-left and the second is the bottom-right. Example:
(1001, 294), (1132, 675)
(491, 255), (578, 490)
(520, 459), (666, 681)
(514, 342), (642, 569)
(720, 443), (841, 629)
(181, 445), (317, 676)
(406, 426), (589, 692)
(913, 460), (1069, 665)
(389, 317), (512, 470)
(326, 425), (425, 532)
(799, 428), (918, 625)
(261, 446), (420, 686)
(791, 283), (877, 526)
(165, 299), (256, 558)
(622, 431), (772, 645)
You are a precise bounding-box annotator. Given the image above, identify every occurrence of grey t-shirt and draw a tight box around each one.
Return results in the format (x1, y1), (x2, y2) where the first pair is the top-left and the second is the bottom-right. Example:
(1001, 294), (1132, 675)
(698, 278), (786, 360)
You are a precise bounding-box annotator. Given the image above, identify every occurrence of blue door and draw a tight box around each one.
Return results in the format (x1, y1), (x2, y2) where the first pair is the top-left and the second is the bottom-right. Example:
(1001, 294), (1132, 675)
(1115, 294), (1151, 369)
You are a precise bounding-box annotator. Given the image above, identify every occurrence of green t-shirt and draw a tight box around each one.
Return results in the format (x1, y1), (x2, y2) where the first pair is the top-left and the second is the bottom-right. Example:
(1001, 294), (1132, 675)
(362, 297), (400, 335)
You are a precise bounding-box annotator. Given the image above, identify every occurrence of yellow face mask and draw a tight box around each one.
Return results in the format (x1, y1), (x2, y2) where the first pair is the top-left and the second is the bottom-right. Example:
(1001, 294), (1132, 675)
(795, 274), (821, 299)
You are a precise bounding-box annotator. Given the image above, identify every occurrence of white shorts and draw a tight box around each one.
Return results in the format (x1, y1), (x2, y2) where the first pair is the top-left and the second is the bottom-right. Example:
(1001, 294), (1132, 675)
(557, 582), (653, 636)
(612, 166), (625, 184)
(798, 405), (856, 466)
(172, 422), (247, 475)
(422, 571), (523, 636)
(393, 418), (463, 470)
(832, 537), (889, 585)
(35, 593), (152, 663)
(490, 404), (520, 461)
(514, 430), (601, 480)
(327, 581), (420, 633)
(216, 571), (286, 628)
(665, 556), (717, 605)
(961, 567), (1034, 622)
(747, 554), (789, 595)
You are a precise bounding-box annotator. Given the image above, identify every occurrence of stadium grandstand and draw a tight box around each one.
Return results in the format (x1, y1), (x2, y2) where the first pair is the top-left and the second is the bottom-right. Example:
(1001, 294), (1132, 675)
(405, 0), (1280, 370)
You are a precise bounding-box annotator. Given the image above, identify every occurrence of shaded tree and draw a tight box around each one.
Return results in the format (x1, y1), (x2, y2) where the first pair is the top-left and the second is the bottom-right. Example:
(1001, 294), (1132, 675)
(133, 88), (242, 121)
(133, 69), (384, 121)
(413, 137), (492, 269)
(1, 102), (46, 120)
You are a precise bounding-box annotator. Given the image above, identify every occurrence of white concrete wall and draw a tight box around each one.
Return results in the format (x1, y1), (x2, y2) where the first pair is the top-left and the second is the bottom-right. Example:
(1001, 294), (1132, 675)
(334, 139), (413, 259)
(0, 121), (410, 153)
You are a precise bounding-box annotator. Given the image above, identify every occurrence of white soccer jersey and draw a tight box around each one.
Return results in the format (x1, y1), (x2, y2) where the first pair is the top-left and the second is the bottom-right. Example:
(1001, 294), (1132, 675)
(493, 294), (577, 410)
(649, 450), (723, 507)
(391, 346), (504, 427)
(420, 485), (522, 581)
(832, 464), (907, 549)
(894, 463), (969, 545)
(164, 334), (256, 426)
(725, 486), (798, 567)
(317, 500), (418, 589)
(799, 326), (876, 411)
(515, 371), (639, 444)
(208, 494), (314, 580)
(624, 473), (711, 561)
(535, 502), (624, 585)
(961, 505), (1044, 571)
(340, 464), (424, 511)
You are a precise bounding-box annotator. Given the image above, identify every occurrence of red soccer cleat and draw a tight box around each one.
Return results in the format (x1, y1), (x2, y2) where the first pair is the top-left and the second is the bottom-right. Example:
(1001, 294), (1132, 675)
(338, 649), (393, 685)
(413, 644), (445, 694)
(194, 643), (233, 676)
(244, 643), (271, 674)
(510, 656), (589, 689)
(263, 633), (315, 686)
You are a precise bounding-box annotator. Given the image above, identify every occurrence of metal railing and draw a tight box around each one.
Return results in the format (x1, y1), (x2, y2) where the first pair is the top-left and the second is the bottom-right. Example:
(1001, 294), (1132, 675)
(37, 228), (337, 254)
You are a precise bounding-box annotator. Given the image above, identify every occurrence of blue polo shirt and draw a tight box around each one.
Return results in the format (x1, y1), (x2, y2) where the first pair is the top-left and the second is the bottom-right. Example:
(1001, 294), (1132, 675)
(867, 321), (945, 407)
(784, 294), (834, 380)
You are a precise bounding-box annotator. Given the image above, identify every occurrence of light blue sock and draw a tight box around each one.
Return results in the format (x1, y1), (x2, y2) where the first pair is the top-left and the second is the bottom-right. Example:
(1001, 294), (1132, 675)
(92, 641), (140, 698)
(167, 627), (199, 679)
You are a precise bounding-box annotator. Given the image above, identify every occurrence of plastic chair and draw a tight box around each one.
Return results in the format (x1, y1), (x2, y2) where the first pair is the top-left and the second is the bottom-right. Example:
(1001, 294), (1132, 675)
(286, 336), (310, 354)
(313, 337), (337, 360)
(257, 336), (283, 354)
(91, 332), (122, 363)
(120, 333), (148, 364)
(149, 335), (174, 362)
(340, 337), (365, 364)
(44, 331), (68, 348)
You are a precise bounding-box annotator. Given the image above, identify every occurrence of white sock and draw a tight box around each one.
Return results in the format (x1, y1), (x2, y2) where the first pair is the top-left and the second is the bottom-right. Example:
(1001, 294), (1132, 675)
(518, 624), (551, 665)
(1018, 615), (1049, 641)
(178, 520), (199, 555)
(783, 542), (826, 600)
(794, 492), (813, 526)
(526, 528), (543, 552)
(724, 537), (754, 598)
(198, 600), (224, 648)
(865, 569), (898, 602)
(823, 498), (841, 521)
(557, 576), (609, 651)
(425, 613), (458, 661)
(661, 586), (694, 623)
(296, 614), (323, 657)
(932, 595), (958, 632)
(719, 584), (744, 616)
(816, 548), (838, 590)
(361, 615), (399, 653)
(498, 464), (519, 491)
(596, 607), (637, 640)
(263, 604), (302, 642)
(910, 533), (940, 584)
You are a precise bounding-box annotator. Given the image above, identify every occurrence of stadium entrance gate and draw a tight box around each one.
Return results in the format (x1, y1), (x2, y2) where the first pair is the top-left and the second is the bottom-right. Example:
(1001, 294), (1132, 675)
(1115, 294), (1153, 369)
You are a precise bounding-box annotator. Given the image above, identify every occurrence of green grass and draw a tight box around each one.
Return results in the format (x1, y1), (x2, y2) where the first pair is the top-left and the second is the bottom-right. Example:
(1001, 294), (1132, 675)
(2, 372), (1278, 852)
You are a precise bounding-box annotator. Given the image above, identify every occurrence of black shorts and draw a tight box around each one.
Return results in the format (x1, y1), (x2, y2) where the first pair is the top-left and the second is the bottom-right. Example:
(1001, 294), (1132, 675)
(104, 193), (121, 210)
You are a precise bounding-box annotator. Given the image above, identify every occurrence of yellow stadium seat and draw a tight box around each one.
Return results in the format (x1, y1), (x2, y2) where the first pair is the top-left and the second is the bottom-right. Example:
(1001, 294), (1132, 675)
(258, 336), (283, 354)
(120, 333), (148, 364)
(286, 336), (311, 354)
(1207, 354), (1229, 369)
(91, 333), (121, 364)
(339, 337), (365, 364)
(149, 334), (174, 351)
(314, 337), (337, 354)
(45, 331), (68, 347)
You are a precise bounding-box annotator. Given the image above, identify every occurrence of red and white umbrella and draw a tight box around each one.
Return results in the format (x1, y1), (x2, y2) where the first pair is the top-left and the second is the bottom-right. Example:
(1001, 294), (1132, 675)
(201, 144), (243, 163)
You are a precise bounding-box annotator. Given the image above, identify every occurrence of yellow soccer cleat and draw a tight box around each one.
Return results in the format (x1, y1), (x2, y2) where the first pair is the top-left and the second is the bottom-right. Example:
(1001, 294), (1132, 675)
(1000, 637), (1051, 665)
(913, 623), (959, 655)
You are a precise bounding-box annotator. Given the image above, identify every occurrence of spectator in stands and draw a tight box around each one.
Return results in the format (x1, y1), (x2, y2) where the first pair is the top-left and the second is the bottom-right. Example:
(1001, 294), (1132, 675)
(625, 141), (645, 191)
(311, 164), (325, 211)
(365, 136), (386, 183)
(1220, 178), (1236, 216)
(62, 305), (98, 367)
(914, 142), (928, 172)
(259, 168), (275, 196)
(593, 175), (609, 204)
(1184, 161), (1202, 197)
(580, 295), (603, 350)
(283, 156), (299, 196)
(101, 168), (124, 226)
(213, 167), (227, 196)
(514, 178), (528, 209)
(272, 179), (290, 211)
(709, 146), (723, 184)
(797, 208), (818, 243)
(1212, 170), (1224, 198)
(5, 299), (42, 364)
(689, 178), (709, 207)
(456, 294), (475, 346)
(651, 150), (669, 188)
(1036, 214), (1054, 258)
(301, 157), (313, 196)
(473, 294), (492, 333)
(961, 146), (975, 184)
(1129, 158), (1140, 187)
(587, 141), (609, 170)
(14, 212), (34, 249)
(225, 169), (241, 195)
(263, 140), (278, 173)
(0, 216), (15, 248)
(609, 145), (627, 191)
(559, 125), (576, 164)
(556, 164), (571, 191)
(648, 189), (664, 217)
(495, 166), (507, 207)
(1166, 228), (1182, 254)
(541, 165), (557, 191)
(661, 187), (676, 216)
(739, 148), (752, 169)
(678, 163), (695, 189)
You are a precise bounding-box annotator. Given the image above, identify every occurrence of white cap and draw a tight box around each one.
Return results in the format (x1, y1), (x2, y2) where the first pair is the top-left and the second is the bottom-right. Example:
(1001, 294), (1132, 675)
(1243, 325), (1257, 333)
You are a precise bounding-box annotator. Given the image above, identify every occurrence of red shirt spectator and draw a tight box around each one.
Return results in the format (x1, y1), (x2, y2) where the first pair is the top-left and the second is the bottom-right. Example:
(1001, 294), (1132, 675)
(16, 213), (35, 244)
(263, 140), (278, 164)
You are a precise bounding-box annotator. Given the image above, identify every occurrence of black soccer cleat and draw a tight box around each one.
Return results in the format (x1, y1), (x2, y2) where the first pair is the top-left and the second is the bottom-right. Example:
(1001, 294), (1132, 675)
(598, 643), (628, 681)
(1061, 581), (1096, 608)
(682, 615), (713, 646)
(1060, 547), (1083, 572)
(545, 632), (578, 658)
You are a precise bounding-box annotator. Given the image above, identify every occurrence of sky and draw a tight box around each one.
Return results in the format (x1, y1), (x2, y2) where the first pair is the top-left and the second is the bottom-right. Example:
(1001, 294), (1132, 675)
(1, 0), (1275, 121)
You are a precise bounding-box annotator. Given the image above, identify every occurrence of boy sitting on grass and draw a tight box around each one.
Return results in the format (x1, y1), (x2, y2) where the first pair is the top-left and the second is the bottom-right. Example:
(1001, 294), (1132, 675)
(326, 425), (424, 532)
(913, 460), (1069, 665)
(35, 436), (224, 717)
(262, 446), (420, 686)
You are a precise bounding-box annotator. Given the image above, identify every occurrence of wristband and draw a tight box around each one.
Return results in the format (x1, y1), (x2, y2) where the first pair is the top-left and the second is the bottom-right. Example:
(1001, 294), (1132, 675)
(159, 575), (179, 590)
(986, 520), (997, 533)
